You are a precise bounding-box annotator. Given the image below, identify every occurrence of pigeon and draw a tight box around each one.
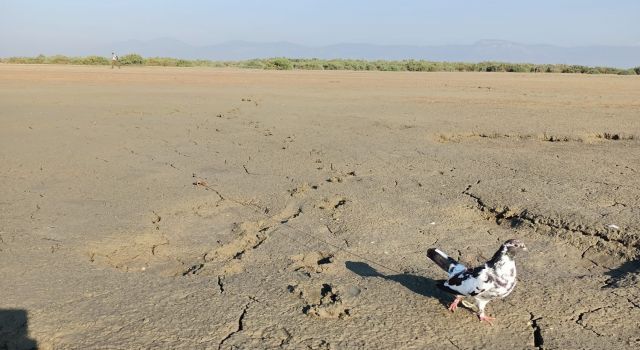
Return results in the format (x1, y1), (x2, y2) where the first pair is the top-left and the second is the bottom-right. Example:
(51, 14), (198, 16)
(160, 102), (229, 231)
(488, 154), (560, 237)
(426, 239), (527, 324)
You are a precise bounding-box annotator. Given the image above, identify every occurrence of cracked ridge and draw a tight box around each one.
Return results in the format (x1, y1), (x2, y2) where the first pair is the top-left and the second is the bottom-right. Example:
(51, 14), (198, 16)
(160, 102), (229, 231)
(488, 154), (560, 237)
(218, 299), (254, 349)
(462, 184), (637, 260)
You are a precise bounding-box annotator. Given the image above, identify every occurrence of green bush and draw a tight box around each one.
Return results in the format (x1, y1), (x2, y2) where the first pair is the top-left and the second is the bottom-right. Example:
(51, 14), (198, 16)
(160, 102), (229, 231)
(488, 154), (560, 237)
(265, 58), (293, 70)
(33, 54), (47, 64)
(240, 59), (266, 69)
(341, 60), (369, 70)
(506, 64), (532, 73)
(405, 60), (430, 71)
(323, 60), (344, 70)
(292, 59), (325, 70)
(78, 56), (109, 65)
(176, 59), (193, 67)
(144, 57), (177, 66)
(47, 55), (71, 64)
(618, 69), (637, 75)
(119, 53), (144, 65)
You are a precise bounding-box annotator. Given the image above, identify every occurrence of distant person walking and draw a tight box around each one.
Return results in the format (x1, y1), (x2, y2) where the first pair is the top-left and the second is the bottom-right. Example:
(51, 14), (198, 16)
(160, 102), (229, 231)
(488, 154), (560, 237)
(111, 52), (120, 69)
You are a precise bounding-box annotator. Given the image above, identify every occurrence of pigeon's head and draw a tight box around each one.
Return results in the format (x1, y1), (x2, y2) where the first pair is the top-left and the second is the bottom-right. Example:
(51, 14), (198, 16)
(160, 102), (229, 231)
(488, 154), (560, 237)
(503, 239), (527, 257)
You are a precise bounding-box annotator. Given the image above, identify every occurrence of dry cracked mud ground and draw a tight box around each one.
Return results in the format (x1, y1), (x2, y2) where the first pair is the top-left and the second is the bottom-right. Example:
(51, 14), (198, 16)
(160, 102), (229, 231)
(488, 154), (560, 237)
(1, 65), (639, 349)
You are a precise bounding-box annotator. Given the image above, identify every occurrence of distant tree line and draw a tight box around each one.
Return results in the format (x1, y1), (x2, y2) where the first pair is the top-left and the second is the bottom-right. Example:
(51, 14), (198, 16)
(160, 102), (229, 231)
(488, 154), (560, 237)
(2, 54), (639, 75)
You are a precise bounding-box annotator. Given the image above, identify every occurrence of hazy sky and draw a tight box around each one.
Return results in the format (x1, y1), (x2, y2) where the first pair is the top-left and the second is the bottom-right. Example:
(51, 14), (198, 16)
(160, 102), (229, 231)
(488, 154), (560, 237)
(2, 0), (639, 55)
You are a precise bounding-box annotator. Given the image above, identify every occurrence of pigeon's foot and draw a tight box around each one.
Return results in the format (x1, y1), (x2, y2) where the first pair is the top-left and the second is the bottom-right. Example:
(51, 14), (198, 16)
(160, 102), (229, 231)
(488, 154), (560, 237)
(448, 296), (463, 312)
(478, 314), (496, 325)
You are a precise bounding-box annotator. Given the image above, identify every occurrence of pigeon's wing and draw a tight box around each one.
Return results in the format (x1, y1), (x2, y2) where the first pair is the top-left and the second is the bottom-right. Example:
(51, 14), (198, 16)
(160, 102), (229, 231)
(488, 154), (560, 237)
(427, 248), (467, 277)
(442, 266), (489, 296)
(448, 262), (467, 278)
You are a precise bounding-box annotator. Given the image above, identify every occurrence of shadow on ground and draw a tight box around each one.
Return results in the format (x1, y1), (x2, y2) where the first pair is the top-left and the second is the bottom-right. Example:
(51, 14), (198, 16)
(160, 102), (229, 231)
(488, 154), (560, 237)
(604, 259), (640, 287)
(345, 261), (452, 307)
(0, 309), (38, 350)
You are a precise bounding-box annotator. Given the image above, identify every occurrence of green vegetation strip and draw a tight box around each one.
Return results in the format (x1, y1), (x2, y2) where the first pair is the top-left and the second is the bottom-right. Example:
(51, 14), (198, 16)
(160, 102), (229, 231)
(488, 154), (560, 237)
(2, 54), (639, 75)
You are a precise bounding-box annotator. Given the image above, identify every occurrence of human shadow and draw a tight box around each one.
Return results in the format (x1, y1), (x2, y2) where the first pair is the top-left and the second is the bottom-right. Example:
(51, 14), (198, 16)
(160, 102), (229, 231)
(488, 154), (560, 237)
(345, 261), (452, 307)
(0, 309), (38, 350)
(604, 259), (640, 287)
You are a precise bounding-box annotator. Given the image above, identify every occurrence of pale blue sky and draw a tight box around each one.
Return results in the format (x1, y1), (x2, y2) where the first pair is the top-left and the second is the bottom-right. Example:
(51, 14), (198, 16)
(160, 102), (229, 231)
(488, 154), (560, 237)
(1, 0), (639, 56)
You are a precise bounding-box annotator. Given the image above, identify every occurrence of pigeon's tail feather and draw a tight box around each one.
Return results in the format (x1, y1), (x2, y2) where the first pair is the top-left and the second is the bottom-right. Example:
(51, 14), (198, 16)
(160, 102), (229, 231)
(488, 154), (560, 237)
(427, 248), (458, 272)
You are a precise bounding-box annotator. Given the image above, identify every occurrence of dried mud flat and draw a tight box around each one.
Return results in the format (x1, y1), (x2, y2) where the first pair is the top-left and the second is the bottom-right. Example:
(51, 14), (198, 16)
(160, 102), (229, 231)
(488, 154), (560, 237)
(1, 65), (638, 349)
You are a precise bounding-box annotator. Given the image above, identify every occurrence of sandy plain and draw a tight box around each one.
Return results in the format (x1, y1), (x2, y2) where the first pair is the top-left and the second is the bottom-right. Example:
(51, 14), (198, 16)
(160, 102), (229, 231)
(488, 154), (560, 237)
(0, 64), (639, 349)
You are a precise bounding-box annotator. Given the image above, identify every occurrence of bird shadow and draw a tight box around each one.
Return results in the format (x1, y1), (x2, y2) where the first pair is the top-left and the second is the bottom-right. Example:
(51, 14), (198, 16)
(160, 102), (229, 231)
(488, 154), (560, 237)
(345, 261), (452, 307)
(603, 259), (640, 287)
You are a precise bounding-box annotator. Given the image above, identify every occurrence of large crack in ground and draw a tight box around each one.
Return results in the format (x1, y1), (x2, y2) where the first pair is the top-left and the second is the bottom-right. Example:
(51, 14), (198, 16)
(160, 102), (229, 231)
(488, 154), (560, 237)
(217, 275), (225, 293)
(462, 183), (638, 261)
(218, 299), (255, 350)
(575, 306), (610, 337)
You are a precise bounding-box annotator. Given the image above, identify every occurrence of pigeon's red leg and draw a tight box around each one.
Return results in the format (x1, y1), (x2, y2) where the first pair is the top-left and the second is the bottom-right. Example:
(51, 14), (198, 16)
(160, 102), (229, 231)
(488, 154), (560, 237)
(448, 296), (462, 312)
(478, 314), (496, 325)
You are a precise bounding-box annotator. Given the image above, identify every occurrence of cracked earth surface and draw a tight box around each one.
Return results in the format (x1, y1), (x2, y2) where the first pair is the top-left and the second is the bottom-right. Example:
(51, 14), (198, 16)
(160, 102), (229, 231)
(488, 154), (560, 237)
(1, 65), (639, 349)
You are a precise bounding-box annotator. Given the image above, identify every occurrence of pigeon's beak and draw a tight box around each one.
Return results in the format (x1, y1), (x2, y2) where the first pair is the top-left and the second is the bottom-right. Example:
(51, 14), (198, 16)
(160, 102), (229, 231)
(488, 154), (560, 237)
(522, 245), (528, 252)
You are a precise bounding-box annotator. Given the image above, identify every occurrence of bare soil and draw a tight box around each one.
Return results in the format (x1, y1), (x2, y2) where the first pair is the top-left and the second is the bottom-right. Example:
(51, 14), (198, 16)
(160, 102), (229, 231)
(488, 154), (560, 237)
(1, 64), (638, 349)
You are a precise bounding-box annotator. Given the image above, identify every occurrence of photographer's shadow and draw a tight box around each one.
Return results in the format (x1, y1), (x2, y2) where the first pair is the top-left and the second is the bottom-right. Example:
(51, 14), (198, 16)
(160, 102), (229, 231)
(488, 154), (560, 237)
(0, 309), (38, 350)
(345, 261), (451, 307)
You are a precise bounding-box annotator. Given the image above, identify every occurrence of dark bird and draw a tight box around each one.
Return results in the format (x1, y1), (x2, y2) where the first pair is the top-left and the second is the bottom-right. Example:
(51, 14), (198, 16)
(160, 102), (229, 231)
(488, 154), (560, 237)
(426, 239), (527, 324)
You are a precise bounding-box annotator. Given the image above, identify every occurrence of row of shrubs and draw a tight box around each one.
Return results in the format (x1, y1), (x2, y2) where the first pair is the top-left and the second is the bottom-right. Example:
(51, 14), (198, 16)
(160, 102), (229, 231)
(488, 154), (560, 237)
(0, 54), (235, 67)
(2, 54), (639, 75)
(241, 58), (640, 75)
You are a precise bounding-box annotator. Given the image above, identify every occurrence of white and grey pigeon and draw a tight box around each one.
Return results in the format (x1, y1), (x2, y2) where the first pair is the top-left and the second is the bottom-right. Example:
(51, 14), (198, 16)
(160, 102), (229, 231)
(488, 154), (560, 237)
(426, 239), (527, 324)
